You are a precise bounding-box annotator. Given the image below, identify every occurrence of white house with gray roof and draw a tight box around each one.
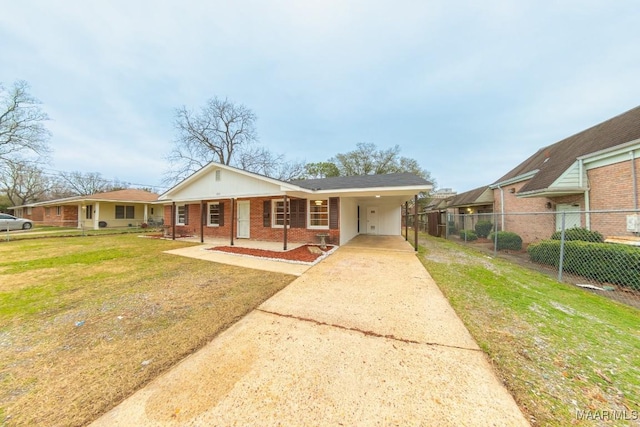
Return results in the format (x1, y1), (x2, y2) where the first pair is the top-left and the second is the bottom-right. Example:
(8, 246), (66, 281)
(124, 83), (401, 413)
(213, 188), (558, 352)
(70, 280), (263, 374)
(157, 162), (432, 247)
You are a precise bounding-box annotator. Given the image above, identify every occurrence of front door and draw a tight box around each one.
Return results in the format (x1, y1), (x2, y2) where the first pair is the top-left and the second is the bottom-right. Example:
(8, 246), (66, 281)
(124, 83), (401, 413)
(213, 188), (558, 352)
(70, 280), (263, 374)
(237, 201), (250, 238)
(556, 204), (581, 231)
(366, 206), (379, 235)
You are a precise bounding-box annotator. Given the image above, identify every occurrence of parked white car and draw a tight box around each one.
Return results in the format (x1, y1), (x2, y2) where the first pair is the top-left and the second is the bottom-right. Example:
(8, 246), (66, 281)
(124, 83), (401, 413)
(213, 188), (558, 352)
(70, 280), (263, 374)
(0, 213), (34, 231)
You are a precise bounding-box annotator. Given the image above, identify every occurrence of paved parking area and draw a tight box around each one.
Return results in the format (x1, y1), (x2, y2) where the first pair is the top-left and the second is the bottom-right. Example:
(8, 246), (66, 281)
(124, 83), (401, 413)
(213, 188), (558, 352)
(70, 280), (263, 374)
(92, 236), (529, 426)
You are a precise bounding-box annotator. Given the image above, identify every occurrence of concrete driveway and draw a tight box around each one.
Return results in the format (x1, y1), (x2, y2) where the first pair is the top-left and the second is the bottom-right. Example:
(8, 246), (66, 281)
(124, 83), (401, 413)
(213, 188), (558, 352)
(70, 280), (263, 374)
(92, 236), (529, 426)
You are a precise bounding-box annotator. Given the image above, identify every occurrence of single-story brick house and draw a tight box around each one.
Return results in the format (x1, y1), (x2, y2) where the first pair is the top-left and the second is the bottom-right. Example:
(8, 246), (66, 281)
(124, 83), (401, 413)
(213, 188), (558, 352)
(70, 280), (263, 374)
(444, 185), (494, 232)
(11, 189), (160, 229)
(157, 162), (432, 247)
(489, 105), (640, 243)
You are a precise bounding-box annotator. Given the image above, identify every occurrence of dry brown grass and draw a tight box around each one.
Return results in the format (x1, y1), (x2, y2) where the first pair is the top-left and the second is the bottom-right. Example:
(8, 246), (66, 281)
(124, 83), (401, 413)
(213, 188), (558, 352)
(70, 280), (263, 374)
(0, 235), (295, 426)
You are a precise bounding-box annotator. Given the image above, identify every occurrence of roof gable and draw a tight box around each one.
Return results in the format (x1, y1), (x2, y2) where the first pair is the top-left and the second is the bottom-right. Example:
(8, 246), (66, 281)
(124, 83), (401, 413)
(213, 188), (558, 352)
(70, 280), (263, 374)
(448, 186), (493, 207)
(159, 163), (298, 201)
(493, 105), (640, 192)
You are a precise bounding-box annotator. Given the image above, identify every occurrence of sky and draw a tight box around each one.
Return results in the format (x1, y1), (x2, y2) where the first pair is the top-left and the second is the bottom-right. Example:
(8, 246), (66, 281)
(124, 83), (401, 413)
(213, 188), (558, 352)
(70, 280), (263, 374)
(2, 0), (640, 194)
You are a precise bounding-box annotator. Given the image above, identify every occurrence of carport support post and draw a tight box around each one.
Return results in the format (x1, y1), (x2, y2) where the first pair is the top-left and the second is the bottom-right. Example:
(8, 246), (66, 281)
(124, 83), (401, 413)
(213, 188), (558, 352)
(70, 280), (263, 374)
(230, 198), (235, 246)
(404, 201), (408, 241)
(414, 195), (418, 251)
(200, 201), (205, 243)
(283, 195), (288, 251)
(171, 202), (176, 240)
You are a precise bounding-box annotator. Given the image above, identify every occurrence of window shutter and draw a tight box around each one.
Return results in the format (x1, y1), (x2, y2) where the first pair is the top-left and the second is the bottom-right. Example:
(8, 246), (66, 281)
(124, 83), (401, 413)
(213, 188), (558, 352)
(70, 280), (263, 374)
(329, 197), (339, 229)
(218, 202), (224, 226)
(298, 199), (307, 228)
(263, 200), (271, 227)
(290, 199), (307, 228)
(184, 205), (189, 225)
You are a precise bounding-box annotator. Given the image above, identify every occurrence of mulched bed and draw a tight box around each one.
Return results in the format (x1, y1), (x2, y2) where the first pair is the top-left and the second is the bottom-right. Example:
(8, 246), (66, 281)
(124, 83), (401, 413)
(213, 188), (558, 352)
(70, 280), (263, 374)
(209, 244), (334, 263)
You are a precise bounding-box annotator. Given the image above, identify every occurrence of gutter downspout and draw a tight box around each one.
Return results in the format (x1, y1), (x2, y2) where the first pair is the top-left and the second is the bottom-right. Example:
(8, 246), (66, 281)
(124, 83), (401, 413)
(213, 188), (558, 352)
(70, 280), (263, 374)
(498, 186), (505, 231)
(632, 151), (639, 210)
(579, 159), (590, 229)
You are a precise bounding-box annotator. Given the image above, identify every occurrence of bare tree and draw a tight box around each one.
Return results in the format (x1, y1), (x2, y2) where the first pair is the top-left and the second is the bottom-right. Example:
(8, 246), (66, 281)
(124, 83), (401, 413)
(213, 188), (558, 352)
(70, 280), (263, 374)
(57, 171), (113, 196)
(165, 97), (258, 183)
(0, 80), (51, 167)
(232, 145), (306, 181)
(0, 161), (50, 206)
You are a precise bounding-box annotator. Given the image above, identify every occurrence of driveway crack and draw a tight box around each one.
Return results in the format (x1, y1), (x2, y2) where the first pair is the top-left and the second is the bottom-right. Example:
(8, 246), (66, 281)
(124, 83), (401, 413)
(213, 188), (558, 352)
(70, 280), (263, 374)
(256, 309), (481, 352)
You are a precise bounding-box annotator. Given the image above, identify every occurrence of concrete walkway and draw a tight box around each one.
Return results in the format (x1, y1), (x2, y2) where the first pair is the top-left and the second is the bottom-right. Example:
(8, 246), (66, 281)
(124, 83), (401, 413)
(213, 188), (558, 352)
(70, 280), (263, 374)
(164, 245), (313, 276)
(92, 236), (529, 426)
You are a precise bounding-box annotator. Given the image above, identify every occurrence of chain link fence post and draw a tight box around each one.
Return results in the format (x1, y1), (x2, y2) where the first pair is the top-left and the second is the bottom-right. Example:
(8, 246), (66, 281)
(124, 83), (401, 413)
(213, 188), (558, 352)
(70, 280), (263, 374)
(493, 212), (498, 257)
(558, 211), (566, 282)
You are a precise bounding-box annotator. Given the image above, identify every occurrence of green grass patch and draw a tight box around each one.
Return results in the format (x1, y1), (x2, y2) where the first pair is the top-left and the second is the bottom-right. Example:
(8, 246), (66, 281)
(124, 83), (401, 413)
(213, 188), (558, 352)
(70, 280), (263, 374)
(418, 234), (640, 426)
(0, 234), (296, 426)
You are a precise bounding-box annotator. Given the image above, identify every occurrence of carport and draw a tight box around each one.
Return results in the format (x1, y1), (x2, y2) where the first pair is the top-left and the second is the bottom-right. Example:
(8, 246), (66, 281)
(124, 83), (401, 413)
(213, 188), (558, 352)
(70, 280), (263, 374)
(287, 173), (432, 249)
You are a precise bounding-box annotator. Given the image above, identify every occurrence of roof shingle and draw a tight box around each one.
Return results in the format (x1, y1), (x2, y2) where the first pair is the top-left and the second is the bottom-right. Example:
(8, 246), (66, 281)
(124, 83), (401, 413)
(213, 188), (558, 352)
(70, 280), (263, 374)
(289, 173), (431, 190)
(493, 105), (640, 192)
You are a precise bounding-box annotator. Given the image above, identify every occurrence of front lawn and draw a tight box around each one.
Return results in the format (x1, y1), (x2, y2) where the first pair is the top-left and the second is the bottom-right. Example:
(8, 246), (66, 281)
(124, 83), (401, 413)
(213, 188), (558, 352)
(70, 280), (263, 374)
(418, 234), (640, 426)
(0, 235), (295, 426)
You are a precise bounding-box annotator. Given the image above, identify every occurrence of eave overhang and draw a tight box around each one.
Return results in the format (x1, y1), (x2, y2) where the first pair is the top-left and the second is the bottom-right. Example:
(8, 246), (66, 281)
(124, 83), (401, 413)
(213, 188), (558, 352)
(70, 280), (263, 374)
(489, 170), (539, 189)
(516, 187), (587, 199)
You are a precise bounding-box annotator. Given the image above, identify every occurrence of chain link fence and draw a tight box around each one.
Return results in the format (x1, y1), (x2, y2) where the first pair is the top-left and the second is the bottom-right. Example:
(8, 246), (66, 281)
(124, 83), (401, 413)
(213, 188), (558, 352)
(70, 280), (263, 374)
(418, 209), (640, 310)
(2, 218), (164, 242)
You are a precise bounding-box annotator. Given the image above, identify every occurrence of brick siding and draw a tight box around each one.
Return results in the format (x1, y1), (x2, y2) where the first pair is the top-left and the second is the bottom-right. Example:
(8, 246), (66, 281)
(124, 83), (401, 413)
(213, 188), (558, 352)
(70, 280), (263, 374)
(588, 158), (640, 237)
(41, 205), (79, 227)
(164, 197), (341, 245)
(494, 158), (640, 243)
(493, 181), (586, 244)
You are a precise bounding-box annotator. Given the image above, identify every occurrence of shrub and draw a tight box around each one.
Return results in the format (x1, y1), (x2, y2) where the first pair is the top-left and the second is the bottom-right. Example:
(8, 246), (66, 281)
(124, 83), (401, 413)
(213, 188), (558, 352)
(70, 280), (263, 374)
(459, 230), (478, 241)
(475, 220), (493, 238)
(528, 240), (640, 290)
(489, 231), (523, 251)
(550, 227), (604, 243)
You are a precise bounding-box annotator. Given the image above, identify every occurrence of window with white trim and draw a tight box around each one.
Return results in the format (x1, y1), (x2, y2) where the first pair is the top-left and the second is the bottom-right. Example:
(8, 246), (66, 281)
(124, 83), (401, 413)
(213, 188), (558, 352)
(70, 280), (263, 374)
(176, 205), (186, 225)
(308, 199), (329, 228)
(56, 206), (62, 216)
(208, 203), (221, 226)
(272, 199), (290, 227)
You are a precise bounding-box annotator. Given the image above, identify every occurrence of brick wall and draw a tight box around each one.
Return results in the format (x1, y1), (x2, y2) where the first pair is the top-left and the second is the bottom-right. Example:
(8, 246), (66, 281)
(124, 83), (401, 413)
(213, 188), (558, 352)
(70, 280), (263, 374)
(163, 197), (341, 245)
(588, 158), (640, 237)
(588, 159), (639, 210)
(41, 205), (78, 227)
(492, 158), (640, 242)
(20, 206), (44, 222)
(493, 181), (587, 244)
(493, 181), (549, 243)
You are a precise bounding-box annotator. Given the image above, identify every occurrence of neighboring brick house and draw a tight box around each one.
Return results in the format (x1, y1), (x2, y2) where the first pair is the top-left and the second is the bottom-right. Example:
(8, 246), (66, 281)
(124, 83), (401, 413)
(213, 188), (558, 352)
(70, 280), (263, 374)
(489, 105), (640, 243)
(444, 186), (494, 232)
(158, 162), (432, 247)
(11, 189), (160, 229)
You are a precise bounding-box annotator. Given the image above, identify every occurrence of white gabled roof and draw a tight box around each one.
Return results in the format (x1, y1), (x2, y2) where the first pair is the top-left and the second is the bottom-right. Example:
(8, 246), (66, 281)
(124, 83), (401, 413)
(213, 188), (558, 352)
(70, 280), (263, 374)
(159, 162), (305, 202)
